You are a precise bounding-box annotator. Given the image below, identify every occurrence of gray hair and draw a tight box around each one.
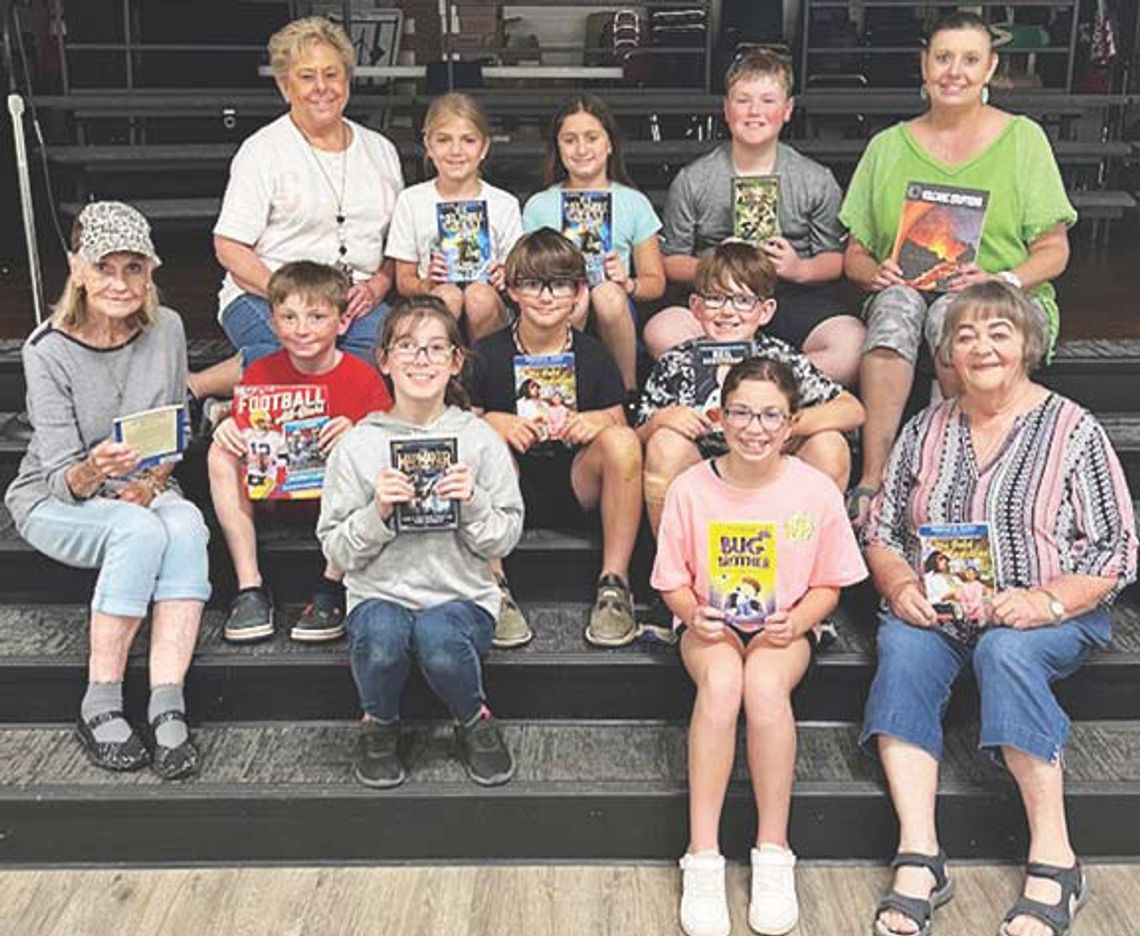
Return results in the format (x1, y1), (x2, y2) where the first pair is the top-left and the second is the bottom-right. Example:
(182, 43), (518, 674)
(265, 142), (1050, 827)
(936, 280), (1049, 372)
(268, 16), (355, 81)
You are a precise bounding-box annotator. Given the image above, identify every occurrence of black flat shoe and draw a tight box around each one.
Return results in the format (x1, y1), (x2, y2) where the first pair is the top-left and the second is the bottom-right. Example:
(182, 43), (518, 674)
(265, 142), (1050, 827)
(76, 710), (150, 772)
(149, 710), (199, 780)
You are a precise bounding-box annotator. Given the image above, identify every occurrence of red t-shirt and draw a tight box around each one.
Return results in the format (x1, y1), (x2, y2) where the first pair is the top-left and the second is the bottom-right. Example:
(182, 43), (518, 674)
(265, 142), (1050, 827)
(239, 350), (391, 420)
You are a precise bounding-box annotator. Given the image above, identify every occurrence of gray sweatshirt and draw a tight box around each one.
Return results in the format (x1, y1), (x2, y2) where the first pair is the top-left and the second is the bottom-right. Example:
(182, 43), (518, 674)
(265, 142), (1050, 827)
(5, 307), (188, 533)
(317, 406), (524, 617)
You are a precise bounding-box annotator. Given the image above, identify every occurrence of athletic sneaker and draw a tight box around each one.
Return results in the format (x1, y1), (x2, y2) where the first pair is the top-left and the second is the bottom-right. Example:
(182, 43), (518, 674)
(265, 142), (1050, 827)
(585, 573), (637, 647)
(679, 851), (731, 936)
(223, 587), (274, 643)
(749, 844), (799, 935)
(455, 714), (514, 786)
(290, 591), (346, 643)
(354, 720), (405, 788)
(492, 573), (532, 648)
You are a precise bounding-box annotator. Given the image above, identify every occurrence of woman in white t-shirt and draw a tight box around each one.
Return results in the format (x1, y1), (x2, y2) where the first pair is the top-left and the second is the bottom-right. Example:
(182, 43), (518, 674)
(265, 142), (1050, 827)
(189, 16), (404, 399)
(385, 93), (522, 341)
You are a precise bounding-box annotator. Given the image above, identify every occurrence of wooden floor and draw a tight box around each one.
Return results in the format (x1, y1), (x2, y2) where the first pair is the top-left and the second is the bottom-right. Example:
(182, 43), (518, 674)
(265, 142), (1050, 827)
(2, 862), (1138, 935)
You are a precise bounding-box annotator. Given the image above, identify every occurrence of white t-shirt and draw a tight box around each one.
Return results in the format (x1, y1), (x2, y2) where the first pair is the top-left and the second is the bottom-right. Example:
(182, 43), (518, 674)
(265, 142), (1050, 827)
(213, 114), (404, 318)
(384, 179), (523, 280)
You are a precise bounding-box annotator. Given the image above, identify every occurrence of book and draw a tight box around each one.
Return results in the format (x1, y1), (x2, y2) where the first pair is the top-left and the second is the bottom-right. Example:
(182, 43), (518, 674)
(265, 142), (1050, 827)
(112, 403), (187, 470)
(688, 340), (753, 434)
(512, 351), (577, 452)
(708, 520), (777, 629)
(390, 437), (460, 533)
(561, 190), (612, 287)
(437, 199), (491, 283)
(890, 182), (990, 292)
(918, 522), (996, 643)
(732, 175), (780, 245)
(233, 384), (328, 500)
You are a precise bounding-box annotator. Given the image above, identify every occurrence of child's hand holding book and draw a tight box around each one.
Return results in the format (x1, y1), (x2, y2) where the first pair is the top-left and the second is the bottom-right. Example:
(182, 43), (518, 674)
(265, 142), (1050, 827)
(374, 467), (416, 522)
(434, 463), (474, 502)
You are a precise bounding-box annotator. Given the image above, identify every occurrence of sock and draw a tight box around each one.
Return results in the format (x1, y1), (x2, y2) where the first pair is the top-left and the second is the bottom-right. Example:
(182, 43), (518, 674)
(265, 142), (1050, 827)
(312, 576), (345, 611)
(148, 683), (188, 748)
(81, 681), (131, 743)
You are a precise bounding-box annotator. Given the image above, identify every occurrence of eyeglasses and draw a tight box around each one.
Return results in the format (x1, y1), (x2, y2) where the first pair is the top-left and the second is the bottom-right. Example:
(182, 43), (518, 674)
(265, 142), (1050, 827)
(722, 404), (789, 432)
(387, 339), (455, 364)
(701, 293), (760, 312)
(511, 278), (579, 299)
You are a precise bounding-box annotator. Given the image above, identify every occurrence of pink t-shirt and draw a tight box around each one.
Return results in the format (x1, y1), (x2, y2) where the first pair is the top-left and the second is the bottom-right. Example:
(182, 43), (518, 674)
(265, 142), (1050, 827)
(651, 457), (868, 633)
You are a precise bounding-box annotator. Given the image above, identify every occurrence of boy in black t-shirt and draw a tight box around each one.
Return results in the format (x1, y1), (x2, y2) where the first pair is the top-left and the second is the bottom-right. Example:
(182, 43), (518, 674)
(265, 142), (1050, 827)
(467, 230), (643, 648)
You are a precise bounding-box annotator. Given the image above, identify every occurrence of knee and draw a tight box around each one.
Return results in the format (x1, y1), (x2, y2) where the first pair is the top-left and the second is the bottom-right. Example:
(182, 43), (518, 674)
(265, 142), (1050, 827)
(413, 615), (466, 679)
(591, 282), (629, 322)
(432, 284), (464, 316)
(744, 674), (793, 728)
(973, 629), (1035, 685)
(644, 426), (696, 473)
(696, 666), (743, 723)
(875, 619), (937, 686)
(796, 429), (850, 486)
(111, 504), (169, 557)
(464, 283), (501, 316)
(158, 501), (210, 553)
(596, 425), (642, 474)
(347, 603), (409, 669)
(643, 306), (696, 359)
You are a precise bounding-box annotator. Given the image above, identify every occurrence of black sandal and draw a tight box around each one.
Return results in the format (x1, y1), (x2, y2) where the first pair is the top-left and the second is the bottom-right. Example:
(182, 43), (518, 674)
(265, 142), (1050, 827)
(873, 851), (953, 936)
(148, 710), (200, 781)
(76, 710), (150, 772)
(999, 861), (1087, 935)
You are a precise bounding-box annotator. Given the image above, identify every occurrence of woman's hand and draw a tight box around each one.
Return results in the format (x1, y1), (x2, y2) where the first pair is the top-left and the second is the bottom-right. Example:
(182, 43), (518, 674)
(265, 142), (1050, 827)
(373, 467), (415, 522)
(689, 605), (727, 640)
(318, 416), (354, 455)
(212, 416), (246, 458)
(483, 411), (543, 454)
(602, 251), (628, 288)
(945, 263), (995, 292)
(435, 463), (474, 502)
(114, 479), (156, 508)
(991, 588), (1055, 629)
(428, 252), (451, 286)
(346, 281), (378, 320)
(651, 405), (712, 441)
(88, 439), (141, 480)
(889, 580), (938, 628)
(760, 237), (804, 283)
(869, 258), (908, 292)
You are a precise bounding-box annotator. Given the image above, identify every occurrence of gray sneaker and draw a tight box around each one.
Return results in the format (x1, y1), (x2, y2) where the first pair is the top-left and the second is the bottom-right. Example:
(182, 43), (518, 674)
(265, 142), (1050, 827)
(455, 715), (514, 786)
(223, 587), (274, 643)
(354, 720), (405, 789)
(585, 573), (637, 647)
(493, 574), (532, 649)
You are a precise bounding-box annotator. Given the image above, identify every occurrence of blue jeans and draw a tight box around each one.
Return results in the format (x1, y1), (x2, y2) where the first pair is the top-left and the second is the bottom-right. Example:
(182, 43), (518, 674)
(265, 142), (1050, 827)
(220, 292), (388, 367)
(345, 598), (494, 724)
(21, 491), (211, 618)
(860, 610), (1112, 765)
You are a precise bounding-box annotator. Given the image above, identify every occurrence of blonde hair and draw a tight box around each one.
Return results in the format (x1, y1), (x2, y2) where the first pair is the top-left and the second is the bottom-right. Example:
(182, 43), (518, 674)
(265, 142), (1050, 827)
(936, 281), (1049, 372)
(423, 92), (492, 142)
(724, 48), (794, 96)
(268, 16), (355, 81)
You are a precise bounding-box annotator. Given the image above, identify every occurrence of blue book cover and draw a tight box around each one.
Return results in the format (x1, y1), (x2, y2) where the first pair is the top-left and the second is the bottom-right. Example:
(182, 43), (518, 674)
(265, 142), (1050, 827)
(437, 199), (491, 283)
(561, 190), (612, 287)
(278, 415), (329, 495)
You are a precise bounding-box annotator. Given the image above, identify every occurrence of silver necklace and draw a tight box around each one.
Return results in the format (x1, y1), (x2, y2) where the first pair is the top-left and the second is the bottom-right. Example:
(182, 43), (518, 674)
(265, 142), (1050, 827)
(295, 118), (351, 273)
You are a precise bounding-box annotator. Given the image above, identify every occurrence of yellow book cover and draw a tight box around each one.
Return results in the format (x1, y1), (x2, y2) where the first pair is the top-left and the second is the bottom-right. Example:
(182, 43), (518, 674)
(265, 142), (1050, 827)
(707, 521), (777, 628)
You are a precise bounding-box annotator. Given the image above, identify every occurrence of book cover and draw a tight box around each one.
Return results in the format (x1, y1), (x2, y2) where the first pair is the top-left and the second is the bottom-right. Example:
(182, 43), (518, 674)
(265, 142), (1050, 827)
(561, 190), (612, 287)
(918, 522), (996, 643)
(513, 351), (577, 452)
(732, 175), (780, 245)
(112, 403), (187, 470)
(233, 384), (328, 500)
(890, 182), (990, 292)
(390, 437), (460, 533)
(688, 340), (753, 434)
(437, 199), (491, 283)
(707, 520), (777, 629)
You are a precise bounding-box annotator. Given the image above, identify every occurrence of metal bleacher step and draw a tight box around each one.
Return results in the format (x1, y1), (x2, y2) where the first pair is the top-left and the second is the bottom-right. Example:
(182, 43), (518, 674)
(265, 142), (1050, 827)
(1, 718), (1138, 864)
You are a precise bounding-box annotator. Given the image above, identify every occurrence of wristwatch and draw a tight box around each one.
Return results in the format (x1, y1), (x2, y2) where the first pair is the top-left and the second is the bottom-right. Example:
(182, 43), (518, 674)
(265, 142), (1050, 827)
(1038, 589), (1065, 624)
(997, 270), (1023, 290)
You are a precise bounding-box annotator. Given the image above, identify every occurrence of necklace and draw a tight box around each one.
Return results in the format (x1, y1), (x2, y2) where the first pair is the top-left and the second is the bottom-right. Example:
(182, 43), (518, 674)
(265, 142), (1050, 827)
(294, 118), (351, 273)
(512, 319), (572, 356)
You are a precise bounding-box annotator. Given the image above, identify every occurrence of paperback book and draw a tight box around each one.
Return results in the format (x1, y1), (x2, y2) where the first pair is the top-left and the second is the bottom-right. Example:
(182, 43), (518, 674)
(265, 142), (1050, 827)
(390, 437), (460, 533)
(918, 521), (996, 643)
(688, 340), (753, 434)
(112, 403), (187, 470)
(732, 175), (780, 245)
(513, 351), (577, 452)
(233, 384), (328, 500)
(891, 182), (989, 292)
(437, 199), (491, 283)
(708, 520), (777, 629)
(561, 189), (612, 287)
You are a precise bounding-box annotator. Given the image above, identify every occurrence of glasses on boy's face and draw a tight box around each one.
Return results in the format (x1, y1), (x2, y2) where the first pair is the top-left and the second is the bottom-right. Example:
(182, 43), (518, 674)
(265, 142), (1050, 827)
(722, 404), (789, 432)
(511, 278), (579, 299)
(387, 338), (455, 364)
(701, 293), (760, 312)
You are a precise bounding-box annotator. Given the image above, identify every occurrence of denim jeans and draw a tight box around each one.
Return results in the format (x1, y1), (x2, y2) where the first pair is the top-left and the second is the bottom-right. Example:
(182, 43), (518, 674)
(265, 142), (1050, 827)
(860, 609), (1112, 765)
(220, 292), (388, 367)
(21, 491), (211, 618)
(345, 598), (495, 724)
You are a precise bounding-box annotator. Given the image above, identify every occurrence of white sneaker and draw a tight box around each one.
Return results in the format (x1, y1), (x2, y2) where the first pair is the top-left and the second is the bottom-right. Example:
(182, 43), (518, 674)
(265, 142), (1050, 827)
(749, 844), (799, 934)
(679, 851), (731, 936)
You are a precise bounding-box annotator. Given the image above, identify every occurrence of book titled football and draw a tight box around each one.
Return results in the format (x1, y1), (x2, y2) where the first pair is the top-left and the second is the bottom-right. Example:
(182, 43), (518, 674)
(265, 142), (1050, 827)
(112, 403), (187, 470)
(437, 199), (491, 283)
(512, 351), (577, 452)
(561, 190), (612, 287)
(732, 176), (780, 245)
(918, 522), (996, 643)
(707, 520), (777, 630)
(390, 437), (460, 533)
(688, 340), (753, 434)
(891, 182), (989, 292)
(233, 384), (328, 500)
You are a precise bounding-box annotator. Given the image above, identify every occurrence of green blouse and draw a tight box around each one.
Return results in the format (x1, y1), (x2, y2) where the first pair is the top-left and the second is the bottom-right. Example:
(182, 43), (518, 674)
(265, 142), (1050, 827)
(838, 115), (1076, 340)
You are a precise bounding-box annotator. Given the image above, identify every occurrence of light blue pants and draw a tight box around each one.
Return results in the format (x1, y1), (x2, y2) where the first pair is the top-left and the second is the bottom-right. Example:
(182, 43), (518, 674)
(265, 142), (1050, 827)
(21, 491), (211, 618)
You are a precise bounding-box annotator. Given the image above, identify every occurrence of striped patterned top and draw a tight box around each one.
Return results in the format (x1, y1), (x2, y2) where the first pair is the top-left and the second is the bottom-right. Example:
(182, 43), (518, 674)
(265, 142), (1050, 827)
(865, 393), (1138, 600)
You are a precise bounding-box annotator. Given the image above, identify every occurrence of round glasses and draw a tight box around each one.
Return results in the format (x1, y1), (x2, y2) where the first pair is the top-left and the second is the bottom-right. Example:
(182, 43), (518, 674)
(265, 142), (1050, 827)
(722, 404), (789, 432)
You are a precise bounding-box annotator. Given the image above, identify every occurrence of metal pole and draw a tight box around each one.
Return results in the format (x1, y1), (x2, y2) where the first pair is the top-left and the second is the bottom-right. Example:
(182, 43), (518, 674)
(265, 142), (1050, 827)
(7, 93), (45, 325)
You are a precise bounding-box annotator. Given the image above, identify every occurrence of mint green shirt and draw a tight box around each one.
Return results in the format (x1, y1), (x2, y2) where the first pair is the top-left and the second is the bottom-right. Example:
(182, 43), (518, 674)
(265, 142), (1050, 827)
(838, 116), (1076, 339)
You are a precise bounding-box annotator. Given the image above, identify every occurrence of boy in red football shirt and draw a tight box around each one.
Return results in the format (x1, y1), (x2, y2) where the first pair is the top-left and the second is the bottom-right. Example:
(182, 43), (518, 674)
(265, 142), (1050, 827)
(209, 262), (392, 644)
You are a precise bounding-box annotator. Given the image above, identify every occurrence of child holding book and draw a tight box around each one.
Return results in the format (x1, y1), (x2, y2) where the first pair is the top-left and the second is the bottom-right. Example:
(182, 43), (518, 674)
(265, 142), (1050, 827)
(317, 295), (523, 788)
(385, 93), (522, 341)
(652, 357), (866, 936)
(522, 95), (666, 391)
(636, 242), (864, 538)
(209, 261), (392, 644)
(467, 228), (644, 649)
(648, 49), (865, 386)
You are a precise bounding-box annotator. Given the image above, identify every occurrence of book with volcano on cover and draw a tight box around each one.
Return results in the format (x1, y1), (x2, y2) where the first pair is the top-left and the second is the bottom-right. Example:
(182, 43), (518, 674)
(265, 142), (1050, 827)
(390, 437), (459, 532)
(891, 182), (989, 292)
(688, 340), (753, 435)
(437, 199), (491, 283)
(732, 176), (780, 245)
(233, 384), (328, 500)
(707, 520), (777, 630)
(513, 351), (577, 452)
(918, 522), (996, 643)
(561, 190), (612, 287)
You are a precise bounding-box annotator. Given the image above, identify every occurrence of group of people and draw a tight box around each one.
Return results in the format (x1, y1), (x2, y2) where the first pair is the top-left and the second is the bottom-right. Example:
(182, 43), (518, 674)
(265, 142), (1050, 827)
(8, 10), (1138, 936)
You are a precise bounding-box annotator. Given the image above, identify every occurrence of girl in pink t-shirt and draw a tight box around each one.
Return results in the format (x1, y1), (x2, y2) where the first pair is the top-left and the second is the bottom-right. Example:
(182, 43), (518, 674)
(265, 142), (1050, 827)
(651, 357), (867, 936)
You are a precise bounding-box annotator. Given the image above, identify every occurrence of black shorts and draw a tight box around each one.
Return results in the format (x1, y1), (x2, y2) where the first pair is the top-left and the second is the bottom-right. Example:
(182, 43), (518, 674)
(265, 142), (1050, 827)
(518, 451), (592, 530)
(767, 282), (850, 350)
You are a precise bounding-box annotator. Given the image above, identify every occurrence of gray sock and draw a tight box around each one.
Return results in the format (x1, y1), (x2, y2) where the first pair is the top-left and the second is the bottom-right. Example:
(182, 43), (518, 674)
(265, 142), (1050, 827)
(148, 683), (188, 748)
(81, 681), (131, 743)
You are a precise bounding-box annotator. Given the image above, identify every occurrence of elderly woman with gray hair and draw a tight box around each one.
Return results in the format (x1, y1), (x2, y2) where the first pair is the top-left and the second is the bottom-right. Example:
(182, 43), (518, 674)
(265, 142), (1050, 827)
(860, 281), (1136, 936)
